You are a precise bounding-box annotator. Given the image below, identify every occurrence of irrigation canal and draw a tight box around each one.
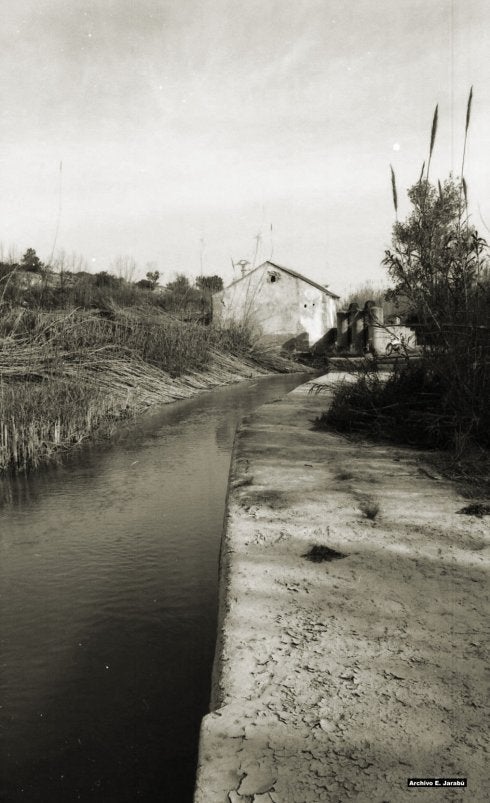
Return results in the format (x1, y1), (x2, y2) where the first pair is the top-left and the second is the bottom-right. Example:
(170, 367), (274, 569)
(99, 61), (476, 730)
(0, 373), (308, 802)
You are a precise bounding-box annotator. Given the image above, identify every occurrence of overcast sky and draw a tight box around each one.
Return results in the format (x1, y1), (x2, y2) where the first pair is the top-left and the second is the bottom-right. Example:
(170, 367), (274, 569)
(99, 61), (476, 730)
(1, 0), (489, 295)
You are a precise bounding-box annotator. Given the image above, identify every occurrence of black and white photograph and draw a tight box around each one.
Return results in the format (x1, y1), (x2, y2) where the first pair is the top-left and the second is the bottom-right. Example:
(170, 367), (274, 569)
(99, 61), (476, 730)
(0, 1), (488, 801)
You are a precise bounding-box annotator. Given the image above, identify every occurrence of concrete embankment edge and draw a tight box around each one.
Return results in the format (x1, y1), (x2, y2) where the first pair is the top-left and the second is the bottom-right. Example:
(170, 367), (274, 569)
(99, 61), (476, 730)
(194, 373), (489, 803)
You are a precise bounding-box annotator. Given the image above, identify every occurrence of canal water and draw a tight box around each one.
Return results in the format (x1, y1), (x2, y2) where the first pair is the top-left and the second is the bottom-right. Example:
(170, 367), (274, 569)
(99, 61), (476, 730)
(0, 373), (307, 802)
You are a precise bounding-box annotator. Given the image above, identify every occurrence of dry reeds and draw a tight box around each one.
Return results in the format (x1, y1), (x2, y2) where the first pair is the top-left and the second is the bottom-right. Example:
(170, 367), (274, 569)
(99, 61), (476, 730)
(0, 305), (299, 473)
(0, 378), (121, 473)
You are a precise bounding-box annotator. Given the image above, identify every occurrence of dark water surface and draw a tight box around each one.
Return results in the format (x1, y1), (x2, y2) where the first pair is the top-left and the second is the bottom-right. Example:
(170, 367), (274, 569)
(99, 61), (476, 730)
(0, 374), (307, 802)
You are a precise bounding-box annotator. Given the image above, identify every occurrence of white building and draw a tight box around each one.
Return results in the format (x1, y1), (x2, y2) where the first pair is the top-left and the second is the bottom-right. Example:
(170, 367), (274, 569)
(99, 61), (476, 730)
(212, 261), (339, 350)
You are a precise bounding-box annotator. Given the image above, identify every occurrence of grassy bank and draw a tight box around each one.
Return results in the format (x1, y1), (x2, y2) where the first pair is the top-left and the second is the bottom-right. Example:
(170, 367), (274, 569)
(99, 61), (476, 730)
(0, 305), (300, 473)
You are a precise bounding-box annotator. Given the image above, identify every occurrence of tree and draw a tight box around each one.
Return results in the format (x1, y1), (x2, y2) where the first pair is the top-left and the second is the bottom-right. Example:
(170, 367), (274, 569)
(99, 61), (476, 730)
(383, 176), (488, 331)
(385, 88), (488, 333)
(136, 272), (160, 291)
(166, 274), (191, 294)
(94, 270), (122, 288)
(21, 248), (44, 273)
(195, 274), (223, 293)
(328, 90), (490, 453)
(164, 273), (202, 313)
(382, 173), (489, 449)
(145, 270), (160, 289)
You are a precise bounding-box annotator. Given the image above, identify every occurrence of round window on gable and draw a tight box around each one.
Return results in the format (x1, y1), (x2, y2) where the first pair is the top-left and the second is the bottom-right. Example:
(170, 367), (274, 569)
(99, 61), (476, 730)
(270, 275), (276, 283)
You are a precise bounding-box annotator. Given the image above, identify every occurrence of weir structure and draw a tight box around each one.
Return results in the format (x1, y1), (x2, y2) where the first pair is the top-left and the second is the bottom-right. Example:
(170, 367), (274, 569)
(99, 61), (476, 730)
(336, 301), (417, 355)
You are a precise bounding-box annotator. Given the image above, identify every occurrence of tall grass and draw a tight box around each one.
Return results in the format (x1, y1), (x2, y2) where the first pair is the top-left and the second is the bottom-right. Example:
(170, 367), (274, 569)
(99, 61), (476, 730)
(0, 379), (122, 473)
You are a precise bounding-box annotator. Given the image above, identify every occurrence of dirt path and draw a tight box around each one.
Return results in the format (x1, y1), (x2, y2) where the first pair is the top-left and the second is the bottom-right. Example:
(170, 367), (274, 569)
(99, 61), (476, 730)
(194, 374), (489, 802)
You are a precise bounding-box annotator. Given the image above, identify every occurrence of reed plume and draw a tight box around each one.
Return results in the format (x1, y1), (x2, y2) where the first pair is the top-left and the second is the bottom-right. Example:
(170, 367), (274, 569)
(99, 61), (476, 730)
(390, 164), (398, 217)
(426, 104), (438, 181)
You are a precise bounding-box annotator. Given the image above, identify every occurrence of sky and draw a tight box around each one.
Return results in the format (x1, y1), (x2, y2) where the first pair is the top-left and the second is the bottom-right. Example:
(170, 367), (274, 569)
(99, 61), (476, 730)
(1, 0), (489, 296)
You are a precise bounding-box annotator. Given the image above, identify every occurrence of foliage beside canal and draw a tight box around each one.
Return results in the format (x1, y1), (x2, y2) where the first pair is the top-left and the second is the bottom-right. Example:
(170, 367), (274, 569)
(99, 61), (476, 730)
(315, 357), (490, 452)
(0, 305), (299, 473)
(317, 94), (490, 461)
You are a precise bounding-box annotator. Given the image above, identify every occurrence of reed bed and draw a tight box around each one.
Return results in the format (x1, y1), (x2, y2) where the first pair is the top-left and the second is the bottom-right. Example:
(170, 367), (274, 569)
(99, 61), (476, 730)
(0, 378), (122, 473)
(0, 306), (212, 376)
(0, 306), (299, 473)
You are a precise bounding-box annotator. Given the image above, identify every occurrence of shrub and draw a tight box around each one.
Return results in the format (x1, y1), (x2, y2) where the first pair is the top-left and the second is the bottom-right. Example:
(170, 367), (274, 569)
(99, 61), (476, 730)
(316, 359), (489, 451)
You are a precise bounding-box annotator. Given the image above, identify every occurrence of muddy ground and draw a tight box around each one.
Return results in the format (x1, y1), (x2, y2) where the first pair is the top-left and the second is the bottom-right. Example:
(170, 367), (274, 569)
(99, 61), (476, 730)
(194, 374), (489, 803)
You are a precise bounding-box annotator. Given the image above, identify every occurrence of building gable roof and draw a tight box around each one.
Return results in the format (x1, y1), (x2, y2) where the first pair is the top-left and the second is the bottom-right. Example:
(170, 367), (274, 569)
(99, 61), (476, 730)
(219, 261), (339, 299)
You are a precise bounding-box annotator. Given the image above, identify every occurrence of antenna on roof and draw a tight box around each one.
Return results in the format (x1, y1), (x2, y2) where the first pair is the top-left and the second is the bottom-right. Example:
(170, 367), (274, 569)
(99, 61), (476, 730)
(269, 223), (274, 260)
(236, 259), (250, 278)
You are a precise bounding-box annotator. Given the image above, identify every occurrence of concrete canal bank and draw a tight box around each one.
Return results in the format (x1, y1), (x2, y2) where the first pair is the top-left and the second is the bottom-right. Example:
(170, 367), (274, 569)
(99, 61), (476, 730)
(194, 374), (489, 802)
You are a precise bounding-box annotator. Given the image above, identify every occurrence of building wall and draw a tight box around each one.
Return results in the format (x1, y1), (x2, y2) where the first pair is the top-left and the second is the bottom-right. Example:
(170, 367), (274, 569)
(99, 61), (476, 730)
(212, 265), (337, 348)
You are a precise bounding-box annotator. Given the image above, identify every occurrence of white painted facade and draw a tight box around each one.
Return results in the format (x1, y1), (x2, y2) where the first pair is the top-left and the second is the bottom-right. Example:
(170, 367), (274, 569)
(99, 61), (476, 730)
(212, 261), (338, 349)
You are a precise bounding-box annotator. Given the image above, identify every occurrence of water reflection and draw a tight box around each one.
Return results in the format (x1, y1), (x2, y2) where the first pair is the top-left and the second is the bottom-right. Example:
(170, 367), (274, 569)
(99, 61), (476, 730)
(0, 373), (307, 802)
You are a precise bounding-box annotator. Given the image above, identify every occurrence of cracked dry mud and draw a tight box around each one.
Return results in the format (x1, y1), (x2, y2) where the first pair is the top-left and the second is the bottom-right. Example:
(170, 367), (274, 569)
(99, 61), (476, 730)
(194, 374), (489, 803)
